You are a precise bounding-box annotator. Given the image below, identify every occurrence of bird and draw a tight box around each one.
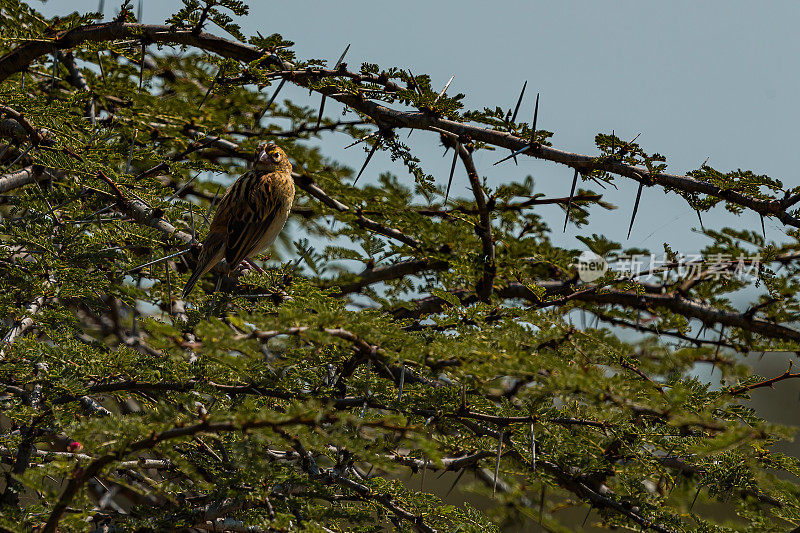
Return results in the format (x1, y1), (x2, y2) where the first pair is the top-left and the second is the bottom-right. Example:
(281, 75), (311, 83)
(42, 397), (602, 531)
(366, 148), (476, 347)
(182, 141), (295, 296)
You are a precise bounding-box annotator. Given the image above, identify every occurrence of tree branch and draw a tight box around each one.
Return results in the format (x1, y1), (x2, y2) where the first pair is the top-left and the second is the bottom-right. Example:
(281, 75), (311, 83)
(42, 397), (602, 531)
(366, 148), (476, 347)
(393, 279), (800, 343)
(334, 258), (449, 295)
(727, 365), (800, 395)
(1, 22), (795, 228)
(0, 294), (46, 361)
(457, 143), (495, 300)
(0, 165), (55, 194)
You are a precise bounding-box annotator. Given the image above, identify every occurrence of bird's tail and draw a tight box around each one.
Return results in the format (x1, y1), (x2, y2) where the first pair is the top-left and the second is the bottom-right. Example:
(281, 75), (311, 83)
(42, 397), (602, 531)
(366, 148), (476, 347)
(182, 268), (204, 298)
(182, 232), (225, 297)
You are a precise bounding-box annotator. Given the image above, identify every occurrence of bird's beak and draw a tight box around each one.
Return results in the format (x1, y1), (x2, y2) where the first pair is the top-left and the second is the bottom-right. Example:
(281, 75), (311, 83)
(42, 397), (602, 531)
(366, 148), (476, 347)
(258, 148), (270, 164)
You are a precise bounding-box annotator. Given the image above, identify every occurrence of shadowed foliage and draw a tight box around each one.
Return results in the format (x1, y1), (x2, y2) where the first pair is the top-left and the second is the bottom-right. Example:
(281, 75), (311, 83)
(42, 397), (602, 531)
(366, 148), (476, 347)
(1, 1), (800, 531)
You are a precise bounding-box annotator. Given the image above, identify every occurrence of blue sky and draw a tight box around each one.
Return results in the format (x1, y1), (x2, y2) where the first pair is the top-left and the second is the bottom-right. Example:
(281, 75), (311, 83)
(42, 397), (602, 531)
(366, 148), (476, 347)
(35, 1), (800, 253)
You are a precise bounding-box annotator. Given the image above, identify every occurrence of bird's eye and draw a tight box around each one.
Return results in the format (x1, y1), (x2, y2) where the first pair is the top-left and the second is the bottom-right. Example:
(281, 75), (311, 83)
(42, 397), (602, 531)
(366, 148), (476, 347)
(270, 150), (281, 161)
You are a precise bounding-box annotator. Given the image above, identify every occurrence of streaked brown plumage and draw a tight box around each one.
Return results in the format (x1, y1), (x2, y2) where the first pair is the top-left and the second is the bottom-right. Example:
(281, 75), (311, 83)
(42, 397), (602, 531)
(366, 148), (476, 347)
(182, 142), (294, 296)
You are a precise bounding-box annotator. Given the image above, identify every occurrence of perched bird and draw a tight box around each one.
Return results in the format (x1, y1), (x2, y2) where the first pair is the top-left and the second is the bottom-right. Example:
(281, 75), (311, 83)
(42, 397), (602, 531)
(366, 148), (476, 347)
(182, 142), (295, 296)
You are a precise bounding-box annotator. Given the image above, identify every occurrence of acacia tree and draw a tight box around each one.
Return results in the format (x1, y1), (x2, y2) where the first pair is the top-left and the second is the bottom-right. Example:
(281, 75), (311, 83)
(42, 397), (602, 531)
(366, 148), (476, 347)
(1, 1), (800, 531)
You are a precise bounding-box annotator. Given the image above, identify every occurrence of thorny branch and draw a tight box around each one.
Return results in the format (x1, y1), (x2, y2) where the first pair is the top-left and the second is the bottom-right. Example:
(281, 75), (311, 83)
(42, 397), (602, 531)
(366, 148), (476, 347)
(393, 281), (800, 344)
(0, 17), (797, 533)
(0, 22), (797, 228)
(727, 364), (800, 395)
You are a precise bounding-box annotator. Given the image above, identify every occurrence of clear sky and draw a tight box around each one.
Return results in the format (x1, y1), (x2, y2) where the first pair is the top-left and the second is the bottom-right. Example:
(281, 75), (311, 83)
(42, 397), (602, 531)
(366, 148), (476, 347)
(34, 1), (800, 253)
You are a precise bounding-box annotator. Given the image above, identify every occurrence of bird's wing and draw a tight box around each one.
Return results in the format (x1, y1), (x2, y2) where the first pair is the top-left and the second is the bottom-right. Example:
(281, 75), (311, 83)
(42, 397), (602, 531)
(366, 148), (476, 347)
(224, 171), (282, 268)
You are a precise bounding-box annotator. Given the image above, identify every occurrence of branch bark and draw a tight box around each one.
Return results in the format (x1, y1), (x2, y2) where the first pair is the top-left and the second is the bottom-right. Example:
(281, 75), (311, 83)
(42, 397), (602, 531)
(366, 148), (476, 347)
(0, 165), (56, 194)
(0, 294), (46, 361)
(457, 143), (495, 300)
(335, 258), (449, 295)
(393, 280), (800, 343)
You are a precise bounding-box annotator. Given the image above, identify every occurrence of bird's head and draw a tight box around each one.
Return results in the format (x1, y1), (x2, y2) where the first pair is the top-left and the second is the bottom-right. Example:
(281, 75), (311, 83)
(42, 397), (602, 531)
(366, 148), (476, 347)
(254, 142), (292, 173)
